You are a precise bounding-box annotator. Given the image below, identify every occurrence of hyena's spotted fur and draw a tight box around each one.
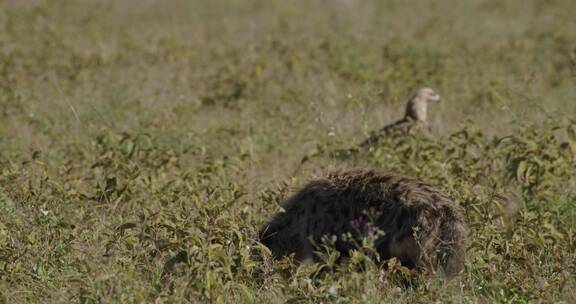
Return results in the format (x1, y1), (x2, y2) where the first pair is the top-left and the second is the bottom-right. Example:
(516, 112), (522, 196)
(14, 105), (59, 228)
(259, 170), (467, 276)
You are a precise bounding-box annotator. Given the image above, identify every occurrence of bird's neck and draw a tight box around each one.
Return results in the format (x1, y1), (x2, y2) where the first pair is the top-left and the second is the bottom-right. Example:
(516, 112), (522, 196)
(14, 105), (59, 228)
(405, 97), (427, 122)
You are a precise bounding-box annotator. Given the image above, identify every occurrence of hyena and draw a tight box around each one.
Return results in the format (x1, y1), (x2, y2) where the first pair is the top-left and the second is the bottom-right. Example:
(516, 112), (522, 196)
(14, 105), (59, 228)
(259, 170), (467, 276)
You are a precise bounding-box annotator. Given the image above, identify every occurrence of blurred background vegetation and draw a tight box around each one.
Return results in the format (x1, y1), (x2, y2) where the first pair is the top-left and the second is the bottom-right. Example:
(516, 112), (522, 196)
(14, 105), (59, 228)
(0, 0), (575, 302)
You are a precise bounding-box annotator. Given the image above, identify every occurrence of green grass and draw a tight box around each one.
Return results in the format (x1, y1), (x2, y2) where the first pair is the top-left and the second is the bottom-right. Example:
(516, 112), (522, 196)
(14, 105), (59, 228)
(1, 0), (575, 302)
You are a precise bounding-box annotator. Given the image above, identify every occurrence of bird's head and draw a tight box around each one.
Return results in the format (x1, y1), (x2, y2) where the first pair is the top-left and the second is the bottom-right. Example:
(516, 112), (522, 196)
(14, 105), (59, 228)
(416, 87), (441, 103)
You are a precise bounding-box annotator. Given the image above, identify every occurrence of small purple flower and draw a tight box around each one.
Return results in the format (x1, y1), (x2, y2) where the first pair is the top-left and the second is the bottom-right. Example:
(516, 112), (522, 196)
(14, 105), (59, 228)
(351, 217), (365, 231)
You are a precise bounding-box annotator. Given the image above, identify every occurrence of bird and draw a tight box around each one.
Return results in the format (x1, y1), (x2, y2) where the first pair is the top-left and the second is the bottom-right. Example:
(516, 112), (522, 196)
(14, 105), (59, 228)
(258, 169), (467, 277)
(359, 87), (441, 149)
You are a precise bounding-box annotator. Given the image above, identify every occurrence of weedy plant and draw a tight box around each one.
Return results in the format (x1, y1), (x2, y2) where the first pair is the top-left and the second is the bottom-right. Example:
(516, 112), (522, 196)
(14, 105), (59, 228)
(1, 0), (575, 303)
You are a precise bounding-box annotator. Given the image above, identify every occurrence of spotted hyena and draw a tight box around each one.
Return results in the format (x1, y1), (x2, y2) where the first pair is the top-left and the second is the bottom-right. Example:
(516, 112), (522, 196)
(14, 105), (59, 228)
(259, 170), (467, 276)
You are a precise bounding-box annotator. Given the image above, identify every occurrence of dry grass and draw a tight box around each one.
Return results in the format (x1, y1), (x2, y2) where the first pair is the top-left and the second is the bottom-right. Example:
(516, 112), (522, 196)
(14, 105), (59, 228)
(0, 0), (575, 303)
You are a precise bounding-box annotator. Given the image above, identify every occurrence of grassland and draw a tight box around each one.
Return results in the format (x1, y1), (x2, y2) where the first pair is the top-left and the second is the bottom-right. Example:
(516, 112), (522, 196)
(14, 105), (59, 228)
(0, 0), (575, 303)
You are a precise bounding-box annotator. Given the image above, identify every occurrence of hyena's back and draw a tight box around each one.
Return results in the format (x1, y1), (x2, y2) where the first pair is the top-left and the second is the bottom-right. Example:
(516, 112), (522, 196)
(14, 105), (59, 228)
(258, 170), (467, 276)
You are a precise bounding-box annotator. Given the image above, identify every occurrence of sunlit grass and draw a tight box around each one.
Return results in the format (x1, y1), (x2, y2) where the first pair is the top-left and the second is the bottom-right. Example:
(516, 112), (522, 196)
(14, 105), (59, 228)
(0, 0), (575, 302)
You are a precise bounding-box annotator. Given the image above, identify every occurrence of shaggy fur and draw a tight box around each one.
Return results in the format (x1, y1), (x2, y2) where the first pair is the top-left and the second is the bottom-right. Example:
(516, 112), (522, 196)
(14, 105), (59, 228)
(259, 170), (467, 276)
(360, 88), (441, 148)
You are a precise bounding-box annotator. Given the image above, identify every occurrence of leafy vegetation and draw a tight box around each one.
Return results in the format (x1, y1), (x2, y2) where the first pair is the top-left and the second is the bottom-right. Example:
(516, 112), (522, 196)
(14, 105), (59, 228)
(1, 0), (575, 303)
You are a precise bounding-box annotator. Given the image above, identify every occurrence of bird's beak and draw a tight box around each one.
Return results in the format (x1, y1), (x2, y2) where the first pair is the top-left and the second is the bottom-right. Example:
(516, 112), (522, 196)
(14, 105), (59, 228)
(431, 94), (441, 102)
